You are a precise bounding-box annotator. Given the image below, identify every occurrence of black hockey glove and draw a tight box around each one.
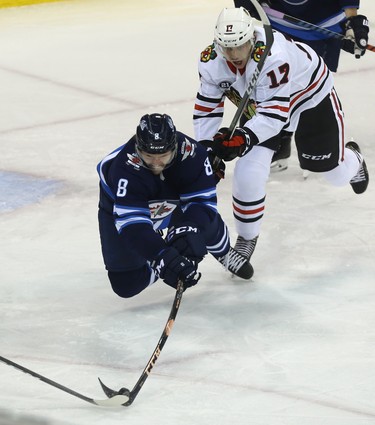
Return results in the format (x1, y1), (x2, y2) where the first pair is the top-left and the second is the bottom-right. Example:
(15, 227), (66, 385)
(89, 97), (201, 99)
(166, 223), (207, 263)
(200, 140), (226, 183)
(342, 15), (369, 58)
(151, 247), (201, 290)
(212, 127), (253, 161)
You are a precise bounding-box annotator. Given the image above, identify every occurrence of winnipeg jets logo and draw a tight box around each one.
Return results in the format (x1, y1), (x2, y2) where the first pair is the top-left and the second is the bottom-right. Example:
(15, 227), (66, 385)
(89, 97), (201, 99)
(181, 138), (195, 161)
(149, 201), (177, 219)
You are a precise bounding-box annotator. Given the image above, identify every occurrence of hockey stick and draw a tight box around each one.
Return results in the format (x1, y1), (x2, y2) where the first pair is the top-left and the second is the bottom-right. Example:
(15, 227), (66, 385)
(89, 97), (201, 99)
(263, 6), (375, 52)
(228, 1), (274, 134)
(0, 280), (184, 407)
(212, 0), (274, 169)
(0, 354), (129, 407)
(98, 279), (184, 406)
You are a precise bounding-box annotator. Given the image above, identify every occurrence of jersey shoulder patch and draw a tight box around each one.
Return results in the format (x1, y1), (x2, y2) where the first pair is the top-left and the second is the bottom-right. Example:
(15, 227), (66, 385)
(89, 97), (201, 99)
(126, 152), (143, 170)
(180, 137), (196, 161)
(252, 40), (266, 63)
(200, 43), (218, 63)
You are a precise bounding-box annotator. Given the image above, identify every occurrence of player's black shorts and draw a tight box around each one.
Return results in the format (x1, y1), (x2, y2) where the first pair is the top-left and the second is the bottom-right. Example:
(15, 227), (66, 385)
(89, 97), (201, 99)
(295, 91), (343, 172)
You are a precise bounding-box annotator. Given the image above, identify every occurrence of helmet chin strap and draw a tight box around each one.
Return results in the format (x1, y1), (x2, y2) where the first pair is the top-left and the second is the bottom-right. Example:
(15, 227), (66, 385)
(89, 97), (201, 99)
(135, 146), (177, 172)
(249, 39), (256, 59)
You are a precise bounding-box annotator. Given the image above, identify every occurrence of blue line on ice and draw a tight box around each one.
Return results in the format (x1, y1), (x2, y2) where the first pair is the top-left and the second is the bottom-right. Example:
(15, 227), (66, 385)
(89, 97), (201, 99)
(0, 171), (62, 213)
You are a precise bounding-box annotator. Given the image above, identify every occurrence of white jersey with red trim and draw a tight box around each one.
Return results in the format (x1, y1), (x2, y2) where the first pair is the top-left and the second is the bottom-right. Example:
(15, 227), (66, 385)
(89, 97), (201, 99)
(193, 27), (334, 144)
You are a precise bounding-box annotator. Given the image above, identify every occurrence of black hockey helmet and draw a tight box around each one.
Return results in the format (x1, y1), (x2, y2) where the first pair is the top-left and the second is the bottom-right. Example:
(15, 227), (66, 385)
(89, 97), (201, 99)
(136, 113), (177, 154)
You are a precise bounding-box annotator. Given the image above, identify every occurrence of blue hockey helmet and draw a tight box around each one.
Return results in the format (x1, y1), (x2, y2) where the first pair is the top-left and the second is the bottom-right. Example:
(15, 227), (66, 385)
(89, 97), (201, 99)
(136, 113), (177, 154)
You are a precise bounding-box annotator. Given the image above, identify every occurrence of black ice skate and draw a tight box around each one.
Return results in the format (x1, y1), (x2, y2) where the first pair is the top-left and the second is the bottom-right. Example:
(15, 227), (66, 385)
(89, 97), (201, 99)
(270, 132), (292, 172)
(234, 235), (258, 261)
(217, 247), (254, 280)
(346, 141), (369, 194)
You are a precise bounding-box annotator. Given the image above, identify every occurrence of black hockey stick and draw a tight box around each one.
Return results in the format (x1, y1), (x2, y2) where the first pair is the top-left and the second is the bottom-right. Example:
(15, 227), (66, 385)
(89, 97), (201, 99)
(228, 1), (274, 134)
(0, 354), (129, 407)
(0, 280), (184, 407)
(212, 0), (274, 169)
(98, 279), (184, 406)
(263, 6), (375, 52)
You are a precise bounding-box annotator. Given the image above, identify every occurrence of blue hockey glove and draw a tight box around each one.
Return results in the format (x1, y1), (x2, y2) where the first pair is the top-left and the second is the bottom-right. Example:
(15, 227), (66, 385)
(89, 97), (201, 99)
(166, 222), (207, 263)
(342, 15), (369, 58)
(151, 247), (201, 289)
(212, 127), (253, 161)
(200, 140), (226, 183)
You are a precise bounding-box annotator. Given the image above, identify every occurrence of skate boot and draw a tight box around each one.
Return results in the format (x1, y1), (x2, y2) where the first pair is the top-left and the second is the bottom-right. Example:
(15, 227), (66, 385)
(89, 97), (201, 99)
(234, 235), (258, 261)
(346, 141), (369, 194)
(270, 132), (292, 172)
(217, 247), (254, 279)
(270, 158), (288, 172)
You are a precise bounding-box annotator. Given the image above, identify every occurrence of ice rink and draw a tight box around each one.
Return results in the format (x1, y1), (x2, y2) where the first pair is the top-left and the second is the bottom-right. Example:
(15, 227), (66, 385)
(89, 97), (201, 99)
(0, 0), (375, 424)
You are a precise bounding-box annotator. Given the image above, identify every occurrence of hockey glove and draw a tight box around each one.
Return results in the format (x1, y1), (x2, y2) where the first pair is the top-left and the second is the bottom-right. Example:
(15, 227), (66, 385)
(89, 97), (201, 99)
(342, 15), (369, 58)
(151, 247), (201, 290)
(166, 223), (207, 263)
(200, 140), (226, 183)
(212, 127), (253, 161)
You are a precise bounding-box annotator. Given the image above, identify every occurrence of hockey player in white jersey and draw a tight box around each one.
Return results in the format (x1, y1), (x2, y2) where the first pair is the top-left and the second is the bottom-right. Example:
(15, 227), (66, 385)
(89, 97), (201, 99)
(193, 7), (369, 275)
(235, 0), (370, 171)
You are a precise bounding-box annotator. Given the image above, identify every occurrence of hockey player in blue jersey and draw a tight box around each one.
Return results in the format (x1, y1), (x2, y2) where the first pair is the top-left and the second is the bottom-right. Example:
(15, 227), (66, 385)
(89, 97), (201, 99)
(97, 113), (252, 298)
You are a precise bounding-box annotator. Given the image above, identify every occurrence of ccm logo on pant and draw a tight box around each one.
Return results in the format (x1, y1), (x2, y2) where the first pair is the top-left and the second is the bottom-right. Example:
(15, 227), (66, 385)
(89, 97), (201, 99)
(302, 153), (332, 160)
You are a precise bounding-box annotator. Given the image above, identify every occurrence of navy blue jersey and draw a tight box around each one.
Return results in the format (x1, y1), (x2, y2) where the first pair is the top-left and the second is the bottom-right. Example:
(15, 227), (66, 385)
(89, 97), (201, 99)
(97, 132), (219, 261)
(236, 0), (359, 40)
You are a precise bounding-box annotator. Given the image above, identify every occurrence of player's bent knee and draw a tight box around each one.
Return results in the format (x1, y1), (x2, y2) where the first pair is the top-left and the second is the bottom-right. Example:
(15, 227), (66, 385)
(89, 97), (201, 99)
(108, 267), (153, 298)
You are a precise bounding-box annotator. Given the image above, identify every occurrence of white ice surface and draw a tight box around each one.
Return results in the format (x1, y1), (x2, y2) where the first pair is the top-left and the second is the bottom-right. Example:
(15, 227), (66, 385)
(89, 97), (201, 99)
(0, 1), (375, 424)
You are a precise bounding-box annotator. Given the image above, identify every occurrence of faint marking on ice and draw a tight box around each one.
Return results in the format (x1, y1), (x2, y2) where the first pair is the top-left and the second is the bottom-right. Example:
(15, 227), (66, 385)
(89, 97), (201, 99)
(0, 171), (63, 213)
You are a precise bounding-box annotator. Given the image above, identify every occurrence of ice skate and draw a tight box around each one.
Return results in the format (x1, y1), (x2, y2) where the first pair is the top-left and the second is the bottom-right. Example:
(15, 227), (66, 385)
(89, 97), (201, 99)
(217, 246), (253, 279)
(346, 141), (369, 194)
(270, 133), (291, 173)
(270, 158), (288, 172)
(234, 235), (258, 261)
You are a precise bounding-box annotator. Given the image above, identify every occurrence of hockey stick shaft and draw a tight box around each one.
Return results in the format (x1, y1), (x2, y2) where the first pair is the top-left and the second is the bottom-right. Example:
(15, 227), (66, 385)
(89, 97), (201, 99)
(228, 1), (274, 134)
(0, 355), (95, 404)
(0, 282), (184, 407)
(128, 279), (184, 403)
(99, 280), (184, 406)
(212, 0), (274, 169)
(263, 6), (375, 52)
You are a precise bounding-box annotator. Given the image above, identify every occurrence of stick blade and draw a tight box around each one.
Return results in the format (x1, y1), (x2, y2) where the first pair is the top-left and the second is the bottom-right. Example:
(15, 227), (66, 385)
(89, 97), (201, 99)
(97, 378), (131, 406)
(93, 393), (131, 407)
